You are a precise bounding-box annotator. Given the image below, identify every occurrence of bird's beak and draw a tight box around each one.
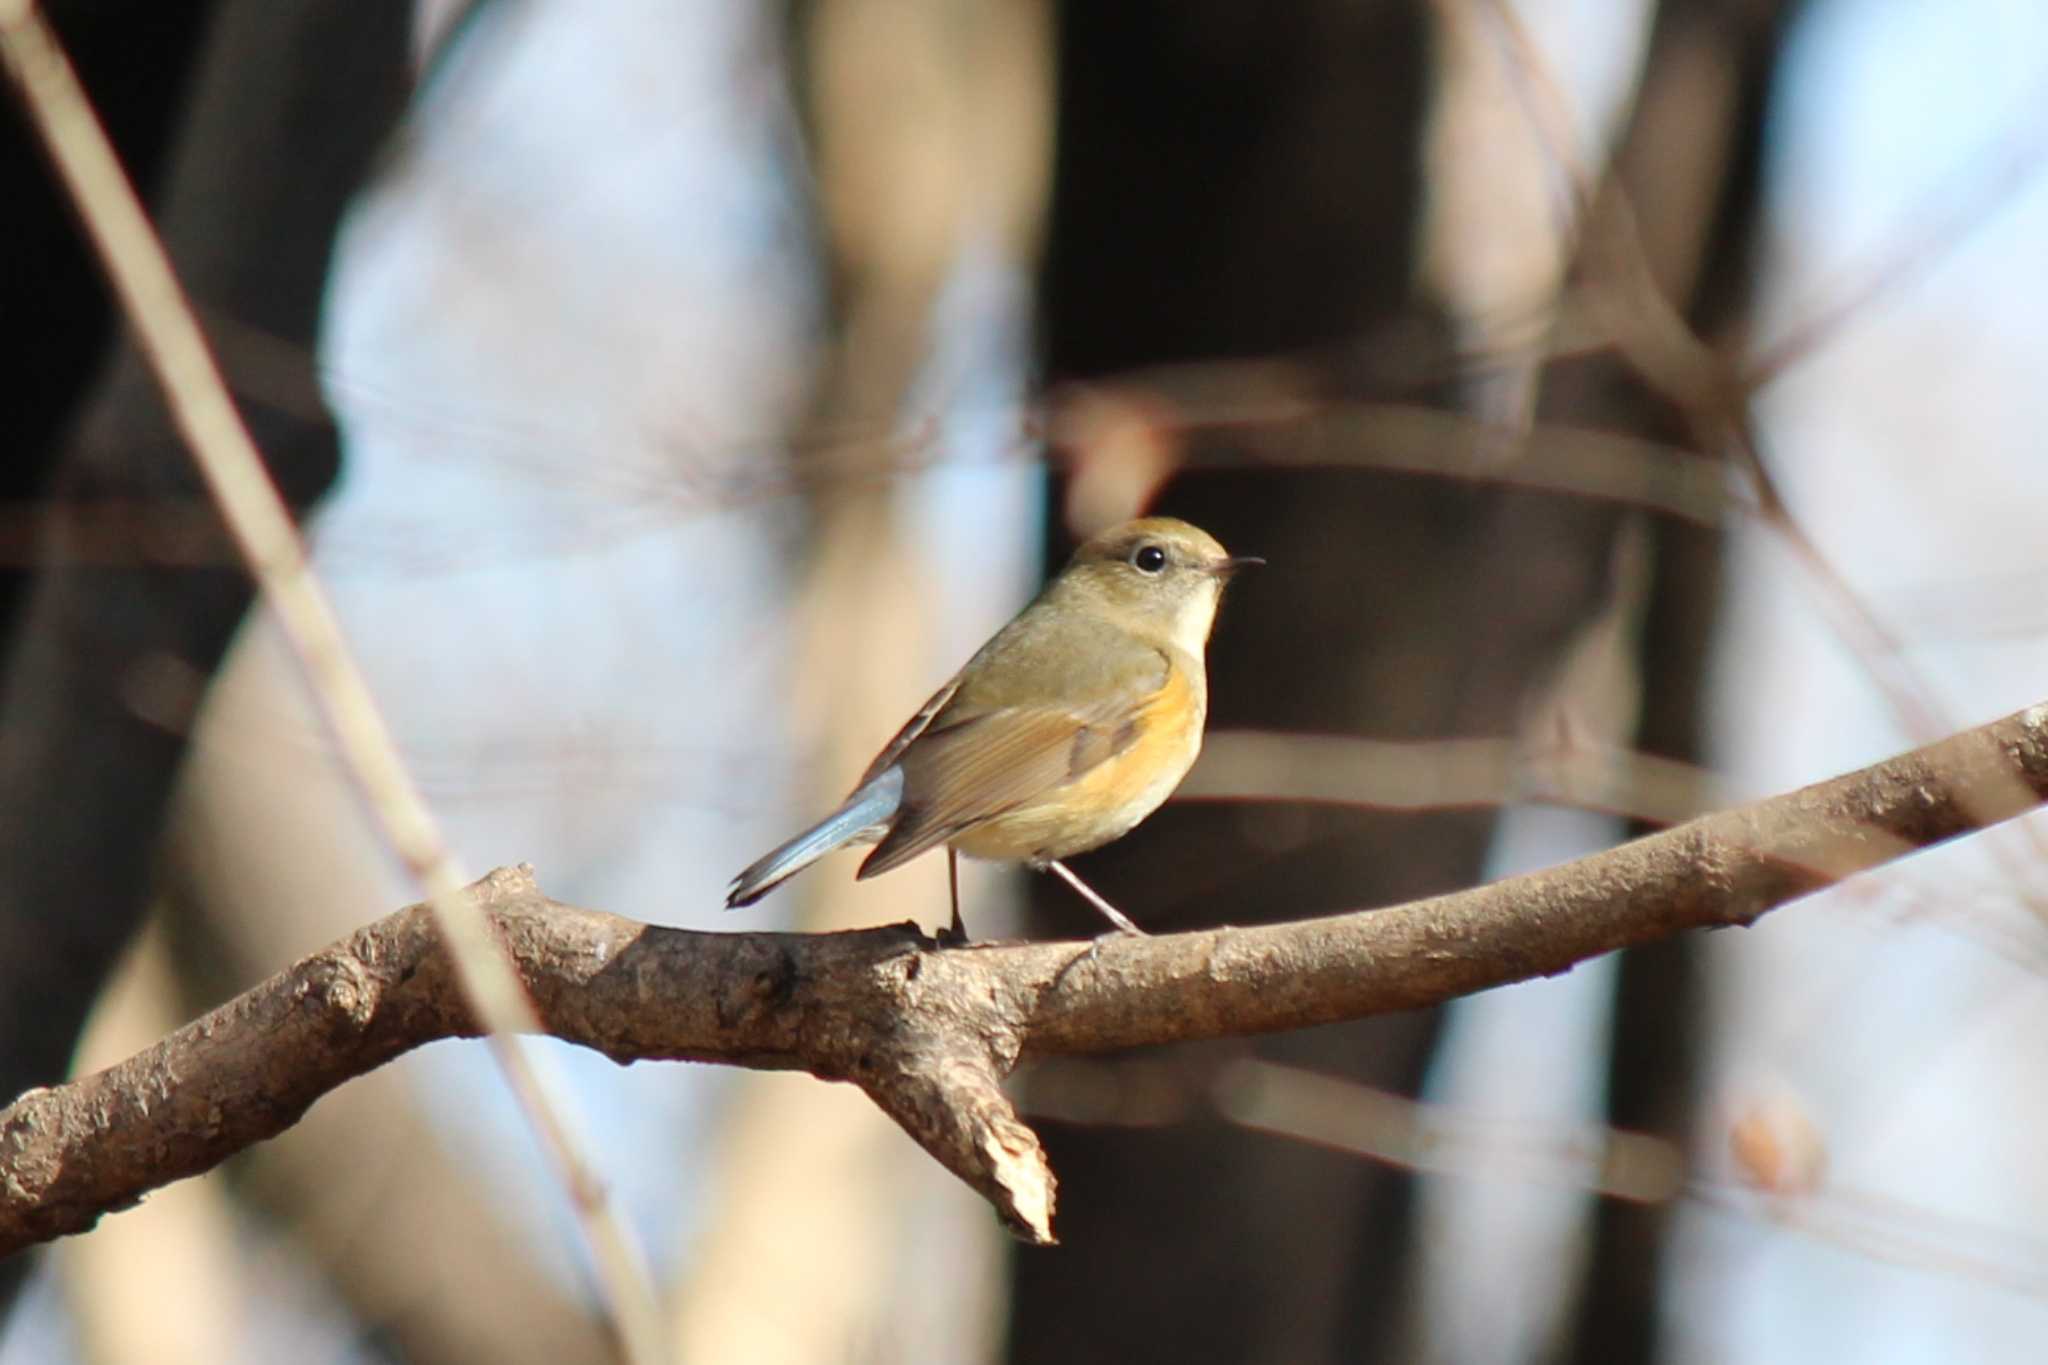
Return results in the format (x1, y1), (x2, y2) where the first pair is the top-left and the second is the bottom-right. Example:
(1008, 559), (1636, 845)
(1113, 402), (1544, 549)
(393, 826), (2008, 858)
(1208, 555), (1265, 579)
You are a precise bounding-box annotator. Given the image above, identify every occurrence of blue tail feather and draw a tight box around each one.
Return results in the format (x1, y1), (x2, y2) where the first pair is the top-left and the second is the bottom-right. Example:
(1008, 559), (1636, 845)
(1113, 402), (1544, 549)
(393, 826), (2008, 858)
(726, 768), (904, 908)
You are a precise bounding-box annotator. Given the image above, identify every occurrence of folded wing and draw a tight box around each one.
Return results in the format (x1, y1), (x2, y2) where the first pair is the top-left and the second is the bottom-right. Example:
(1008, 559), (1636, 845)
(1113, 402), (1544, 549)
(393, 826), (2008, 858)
(856, 660), (1167, 879)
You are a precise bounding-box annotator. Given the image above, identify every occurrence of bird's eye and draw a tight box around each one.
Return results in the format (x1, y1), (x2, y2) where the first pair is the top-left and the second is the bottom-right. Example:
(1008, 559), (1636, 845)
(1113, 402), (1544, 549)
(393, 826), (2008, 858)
(1132, 544), (1168, 574)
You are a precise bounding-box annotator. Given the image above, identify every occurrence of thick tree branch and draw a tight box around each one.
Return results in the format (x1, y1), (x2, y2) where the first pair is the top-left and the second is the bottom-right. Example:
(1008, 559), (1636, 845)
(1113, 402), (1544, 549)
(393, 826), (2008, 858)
(6, 700), (2048, 1254)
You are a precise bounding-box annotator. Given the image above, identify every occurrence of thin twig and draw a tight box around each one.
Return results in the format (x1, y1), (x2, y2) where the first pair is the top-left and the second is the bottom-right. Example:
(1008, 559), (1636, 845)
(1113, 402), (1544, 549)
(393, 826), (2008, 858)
(1216, 1059), (2048, 1308)
(1463, 0), (2048, 931)
(1741, 73), (2048, 390)
(0, 4), (665, 1357)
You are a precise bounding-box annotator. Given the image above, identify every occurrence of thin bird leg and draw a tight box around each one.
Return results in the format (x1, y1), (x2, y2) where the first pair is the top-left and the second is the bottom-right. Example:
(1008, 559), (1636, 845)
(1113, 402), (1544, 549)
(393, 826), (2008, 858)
(939, 847), (969, 946)
(1044, 859), (1148, 936)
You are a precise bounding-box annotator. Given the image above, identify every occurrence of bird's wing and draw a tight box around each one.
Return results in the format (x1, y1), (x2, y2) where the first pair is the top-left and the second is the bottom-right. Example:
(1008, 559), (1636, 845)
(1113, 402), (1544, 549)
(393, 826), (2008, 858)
(855, 596), (1131, 790)
(854, 674), (963, 789)
(855, 655), (1170, 879)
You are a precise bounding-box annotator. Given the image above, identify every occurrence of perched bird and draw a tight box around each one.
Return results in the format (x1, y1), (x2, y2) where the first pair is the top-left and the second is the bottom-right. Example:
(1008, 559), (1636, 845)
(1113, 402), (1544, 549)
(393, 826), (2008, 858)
(727, 516), (1258, 939)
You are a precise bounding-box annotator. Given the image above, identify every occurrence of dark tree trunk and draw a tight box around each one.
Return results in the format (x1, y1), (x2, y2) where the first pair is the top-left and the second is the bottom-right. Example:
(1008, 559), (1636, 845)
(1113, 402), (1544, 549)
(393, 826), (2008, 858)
(1559, 2), (1805, 1360)
(0, 0), (218, 630)
(1014, 4), (1646, 1361)
(0, 0), (411, 1315)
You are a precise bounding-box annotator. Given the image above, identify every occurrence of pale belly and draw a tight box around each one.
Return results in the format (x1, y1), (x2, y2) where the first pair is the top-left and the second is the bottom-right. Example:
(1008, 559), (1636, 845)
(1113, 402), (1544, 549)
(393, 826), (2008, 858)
(949, 701), (1204, 865)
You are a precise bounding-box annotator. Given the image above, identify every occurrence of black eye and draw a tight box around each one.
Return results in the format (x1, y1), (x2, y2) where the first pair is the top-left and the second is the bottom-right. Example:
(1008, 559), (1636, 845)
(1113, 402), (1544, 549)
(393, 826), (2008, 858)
(1132, 544), (1168, 574)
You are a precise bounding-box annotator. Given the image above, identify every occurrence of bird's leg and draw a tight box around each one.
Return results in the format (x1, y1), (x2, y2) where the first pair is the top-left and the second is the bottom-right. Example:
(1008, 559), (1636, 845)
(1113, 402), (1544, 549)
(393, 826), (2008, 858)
(1044, 859), (1148, 936)
(937, 847), (969, 947)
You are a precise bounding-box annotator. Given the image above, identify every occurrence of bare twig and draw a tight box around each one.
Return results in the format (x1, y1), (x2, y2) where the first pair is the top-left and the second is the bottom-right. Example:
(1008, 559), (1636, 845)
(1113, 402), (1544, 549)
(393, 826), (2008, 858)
(1455, 0), (2048, 939)
(1212, 1058), (1684, 1203)
(7, 698), (2048, 1254)
(1215, 1060), (2048, 1308)
(0, 3), (664, 1356)
(1741, 74), (2048, 390)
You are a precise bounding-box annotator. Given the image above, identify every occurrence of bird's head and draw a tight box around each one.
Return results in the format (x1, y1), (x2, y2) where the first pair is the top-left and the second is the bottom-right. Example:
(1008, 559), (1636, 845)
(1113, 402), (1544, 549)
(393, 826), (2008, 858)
(1052, 516), (1261, 653)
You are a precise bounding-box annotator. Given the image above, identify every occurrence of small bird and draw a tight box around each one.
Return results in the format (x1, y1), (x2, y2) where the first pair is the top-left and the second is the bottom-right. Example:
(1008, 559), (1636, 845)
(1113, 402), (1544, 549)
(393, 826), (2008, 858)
(727, 516), (1258, 939)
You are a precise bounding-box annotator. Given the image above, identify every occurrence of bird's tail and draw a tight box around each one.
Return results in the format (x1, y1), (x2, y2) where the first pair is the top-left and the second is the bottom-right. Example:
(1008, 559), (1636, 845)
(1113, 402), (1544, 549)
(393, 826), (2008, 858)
(726, 768), (904, 908)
